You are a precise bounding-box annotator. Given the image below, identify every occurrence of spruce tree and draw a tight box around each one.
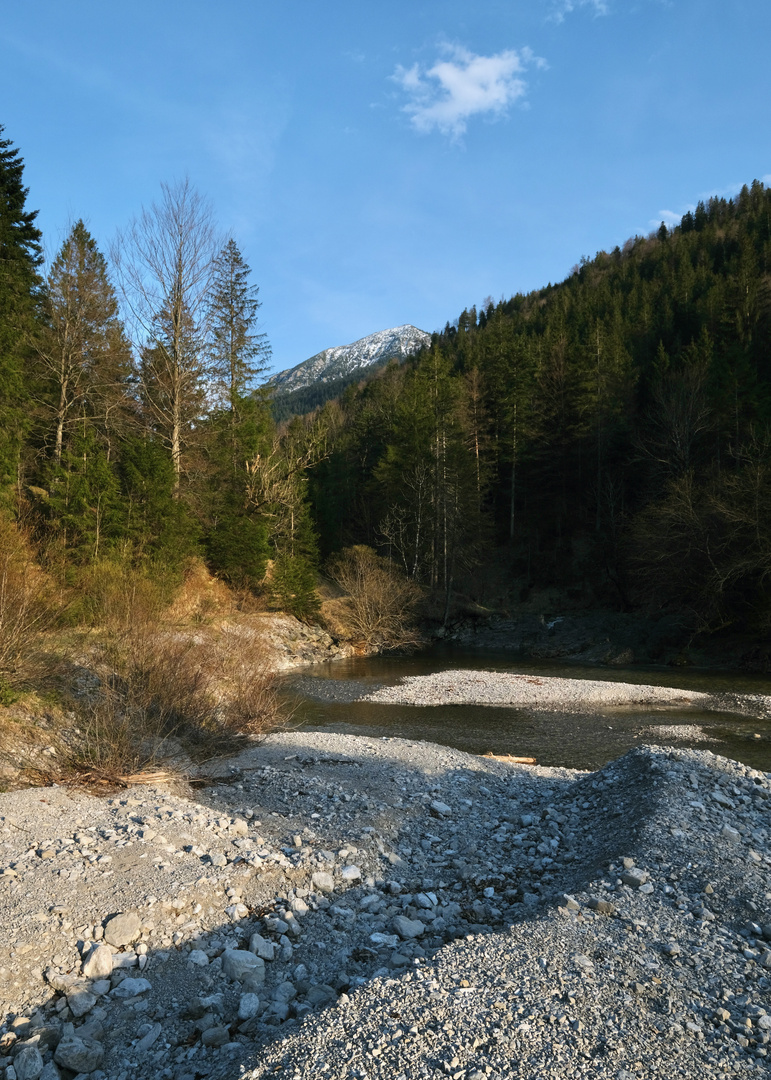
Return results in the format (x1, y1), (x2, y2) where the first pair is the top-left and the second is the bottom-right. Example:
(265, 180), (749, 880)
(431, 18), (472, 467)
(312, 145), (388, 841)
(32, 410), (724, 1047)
(203, 239), (273, 587)
(0, 125), (42, 497)
(208, 238), (270, 417)
(37, 220), (133, 464)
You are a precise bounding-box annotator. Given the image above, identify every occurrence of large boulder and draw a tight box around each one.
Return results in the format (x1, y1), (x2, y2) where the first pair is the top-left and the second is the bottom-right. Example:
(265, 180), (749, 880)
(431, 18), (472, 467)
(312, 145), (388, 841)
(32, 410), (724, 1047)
(103, 911), (141, 947)
(54, 1035), (104, 1073)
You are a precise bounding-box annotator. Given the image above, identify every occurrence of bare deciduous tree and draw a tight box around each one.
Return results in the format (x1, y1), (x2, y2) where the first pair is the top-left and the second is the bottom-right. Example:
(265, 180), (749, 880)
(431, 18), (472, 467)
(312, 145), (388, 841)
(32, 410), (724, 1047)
(244, 408), (337, 552)
(112, 179), (220, 488)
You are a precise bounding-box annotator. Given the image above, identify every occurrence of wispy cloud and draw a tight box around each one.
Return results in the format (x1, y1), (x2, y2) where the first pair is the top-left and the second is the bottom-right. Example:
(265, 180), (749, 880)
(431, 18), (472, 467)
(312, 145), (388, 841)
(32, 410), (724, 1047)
(650, 208), (689, 230)
(392, 45), (545, 139)
(548, 0), (609, 24)
(649, 179), (762, 232)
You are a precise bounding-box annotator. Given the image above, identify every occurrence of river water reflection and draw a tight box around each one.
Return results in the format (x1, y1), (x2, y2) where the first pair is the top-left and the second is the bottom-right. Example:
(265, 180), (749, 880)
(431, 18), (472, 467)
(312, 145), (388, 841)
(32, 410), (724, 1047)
(283, 645), (771, 772)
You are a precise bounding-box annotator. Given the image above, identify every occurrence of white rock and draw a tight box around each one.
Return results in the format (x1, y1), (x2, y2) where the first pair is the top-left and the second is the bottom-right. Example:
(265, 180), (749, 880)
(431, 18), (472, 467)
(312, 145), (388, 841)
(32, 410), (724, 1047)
(103, 911), (141, 947)
(248, 933), (276, 962)
(110, 977), (152, 999)
(81, 944), (113, 980)
(13, 1044), (44, 1080)
(66, 989), (97, 1018)
(189, 950), (210, 966)
(370, 932), (400, 947)
(111, 950), (138, 969)
(54, 1035), (104, 1073)
(136, 1022), (162, 1052)
(238, 992), (261, 1020)
(311, 871), (334, 894)
(392, 915), (425, 939)
(222, 949), (265, 984)
(341, 865), (361, 882)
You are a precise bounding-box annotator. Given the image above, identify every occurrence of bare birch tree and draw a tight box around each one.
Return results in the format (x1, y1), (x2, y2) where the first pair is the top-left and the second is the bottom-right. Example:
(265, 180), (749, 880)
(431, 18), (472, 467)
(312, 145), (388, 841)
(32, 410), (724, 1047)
(111, 179), (219, 489)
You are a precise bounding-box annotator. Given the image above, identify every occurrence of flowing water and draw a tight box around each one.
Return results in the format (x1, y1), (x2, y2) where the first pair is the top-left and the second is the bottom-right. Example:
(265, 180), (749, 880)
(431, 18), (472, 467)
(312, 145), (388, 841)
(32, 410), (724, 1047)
(283, 645), (771, 772)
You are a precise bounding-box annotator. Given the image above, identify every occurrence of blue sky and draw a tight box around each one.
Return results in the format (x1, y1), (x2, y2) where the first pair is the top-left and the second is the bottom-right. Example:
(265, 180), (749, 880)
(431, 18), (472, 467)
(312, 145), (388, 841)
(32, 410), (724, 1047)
(3, 0), (770, 374)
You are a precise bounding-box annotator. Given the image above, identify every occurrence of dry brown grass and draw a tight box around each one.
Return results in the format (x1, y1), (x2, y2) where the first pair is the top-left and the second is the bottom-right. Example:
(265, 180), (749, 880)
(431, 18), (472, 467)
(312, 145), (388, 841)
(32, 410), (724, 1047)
(165, 558), (234, 623)
(0, 558), (287, 790)
(55, 617), (288, 787)
(0, 515), (57, 691)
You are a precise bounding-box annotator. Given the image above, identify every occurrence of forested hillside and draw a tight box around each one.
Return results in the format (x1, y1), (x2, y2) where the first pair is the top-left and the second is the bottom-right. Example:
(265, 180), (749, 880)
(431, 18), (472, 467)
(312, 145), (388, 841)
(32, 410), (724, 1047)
(2, 117), (770, 640)
(307, 184), (771, 634)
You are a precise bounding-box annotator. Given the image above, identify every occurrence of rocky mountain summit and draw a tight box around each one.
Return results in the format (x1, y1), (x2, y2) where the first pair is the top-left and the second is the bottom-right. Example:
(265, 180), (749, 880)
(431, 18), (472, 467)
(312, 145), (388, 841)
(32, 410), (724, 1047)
(267, 325), (430, 395)
(1, 729), (770, 1079)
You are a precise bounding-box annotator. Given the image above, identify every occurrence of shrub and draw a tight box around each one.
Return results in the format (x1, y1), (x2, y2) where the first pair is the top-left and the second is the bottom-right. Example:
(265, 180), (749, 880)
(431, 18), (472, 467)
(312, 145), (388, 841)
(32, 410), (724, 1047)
(73, 556), (176, 630)
(327, 545), (423, 650)
(269, 553), (321, 622)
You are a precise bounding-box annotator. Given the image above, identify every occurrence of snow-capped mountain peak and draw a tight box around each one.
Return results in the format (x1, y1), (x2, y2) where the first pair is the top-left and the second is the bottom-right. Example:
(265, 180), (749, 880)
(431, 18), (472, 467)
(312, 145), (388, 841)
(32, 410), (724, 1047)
(267, 324), (431, 394)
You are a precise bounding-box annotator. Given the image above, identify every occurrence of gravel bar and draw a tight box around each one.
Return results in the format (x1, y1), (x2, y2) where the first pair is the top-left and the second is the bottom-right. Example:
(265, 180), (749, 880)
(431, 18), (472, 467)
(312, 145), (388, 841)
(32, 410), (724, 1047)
(1, 731), (771, 1079)
(361, 669), (771, 719)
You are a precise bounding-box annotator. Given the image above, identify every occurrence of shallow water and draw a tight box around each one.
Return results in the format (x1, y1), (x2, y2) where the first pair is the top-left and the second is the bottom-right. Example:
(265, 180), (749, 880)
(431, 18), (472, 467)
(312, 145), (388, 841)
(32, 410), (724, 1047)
(284, 645), (771, 772)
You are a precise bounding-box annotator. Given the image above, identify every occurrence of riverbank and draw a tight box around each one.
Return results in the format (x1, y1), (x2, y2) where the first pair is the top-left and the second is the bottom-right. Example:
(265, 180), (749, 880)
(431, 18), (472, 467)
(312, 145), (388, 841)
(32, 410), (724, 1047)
(441, 610), (771, 672)
(1, 731), (770, 1079)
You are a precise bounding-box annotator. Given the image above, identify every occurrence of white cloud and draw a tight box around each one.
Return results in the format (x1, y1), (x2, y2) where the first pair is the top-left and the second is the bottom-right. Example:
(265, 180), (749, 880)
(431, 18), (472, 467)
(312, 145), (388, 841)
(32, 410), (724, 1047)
(650, 209), (688, 229)
(392, 45), (545, 139)
(548, 0), (609, 24)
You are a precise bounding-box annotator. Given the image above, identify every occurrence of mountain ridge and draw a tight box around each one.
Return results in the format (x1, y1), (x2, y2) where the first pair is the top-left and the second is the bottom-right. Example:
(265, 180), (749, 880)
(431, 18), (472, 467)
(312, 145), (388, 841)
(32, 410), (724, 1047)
(267, 324), (431, 395)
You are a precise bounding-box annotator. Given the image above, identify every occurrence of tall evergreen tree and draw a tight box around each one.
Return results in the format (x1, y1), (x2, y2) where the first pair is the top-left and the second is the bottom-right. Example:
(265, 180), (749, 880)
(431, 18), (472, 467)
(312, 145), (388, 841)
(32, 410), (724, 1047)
(0, 125), (42, 497)
(208, 238), (270, 418)
(202, 239), (274, 587)
(36, 220), (133, 464)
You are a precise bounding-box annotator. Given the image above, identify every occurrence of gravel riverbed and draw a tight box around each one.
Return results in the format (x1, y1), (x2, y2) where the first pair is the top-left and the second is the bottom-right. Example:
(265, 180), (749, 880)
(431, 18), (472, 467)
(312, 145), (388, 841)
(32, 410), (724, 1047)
(359, 669), (771, 720)
(1, 716), (771, 1077)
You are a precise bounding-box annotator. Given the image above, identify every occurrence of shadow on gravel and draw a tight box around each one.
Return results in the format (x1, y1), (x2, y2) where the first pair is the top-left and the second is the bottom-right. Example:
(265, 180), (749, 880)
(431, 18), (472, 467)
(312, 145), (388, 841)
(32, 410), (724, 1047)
(14, 740), (702, 1080)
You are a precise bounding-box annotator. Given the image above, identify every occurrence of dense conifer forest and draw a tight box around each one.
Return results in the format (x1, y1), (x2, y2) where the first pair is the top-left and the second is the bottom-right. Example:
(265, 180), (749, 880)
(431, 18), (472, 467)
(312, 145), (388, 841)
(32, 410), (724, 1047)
(1, 120), (770, 638)
(307, 184), (771, 635)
